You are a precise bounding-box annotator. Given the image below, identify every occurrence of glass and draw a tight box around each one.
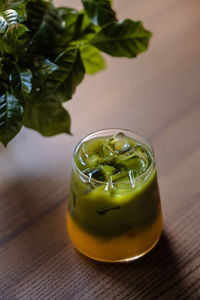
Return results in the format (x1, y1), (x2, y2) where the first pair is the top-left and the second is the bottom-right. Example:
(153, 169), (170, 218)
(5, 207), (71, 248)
(67, 129), (163, 262)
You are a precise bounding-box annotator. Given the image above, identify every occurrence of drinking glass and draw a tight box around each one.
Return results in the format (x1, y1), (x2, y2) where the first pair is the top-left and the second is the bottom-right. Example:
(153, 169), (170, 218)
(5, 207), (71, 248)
(67, 129), (163, 262)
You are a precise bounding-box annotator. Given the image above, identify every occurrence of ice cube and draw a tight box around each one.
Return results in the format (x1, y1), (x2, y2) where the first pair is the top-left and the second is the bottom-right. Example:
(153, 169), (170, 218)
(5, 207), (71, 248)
(122, 155), (148, 175)
(106, 132), (131, 155)
(116, 143), (152, 176)
(78, 141), (104, 169)
(86, 165), (117, 182)
(112, 170), (129, 182)
(83, 138), (104, 157)
(133, 145), (152, 168)
(87, 154), (101, 169)
(88, 168), (106, 181)
(102, 165), (117, 181)
(103, 143), (115, 158)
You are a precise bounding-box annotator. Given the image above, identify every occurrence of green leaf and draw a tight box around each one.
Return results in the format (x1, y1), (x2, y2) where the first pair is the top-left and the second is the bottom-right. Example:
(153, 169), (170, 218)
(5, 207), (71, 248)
(56, 8), (98, 51)
(3, 9), (18, 23)
(25, 0), (50, 34)
(0, 57), (14, 80)
(0, 1), (153, 144)
(82, 0), (117, 26)
(0, 1), (5, 12)
(0, 16), (8, 34)
(0, 9), (19, 34)
(32, 8), (61, 45)
(9, 66), (32, 101)
(23, 97), (71, 136)
(0, 92), (23, 146)
(57, 9), (84, 45)
(26, 1), (61, 49)
(30, 56), (58, 92)
(3, 23), (30, 60)
(90, 19), (152, 57)
(5, 0), (30, 9)
(0, 72), (7, 94)
(44, 47), (85, 102)
(80, 44), (105, 74)
(33, 56), (58, 76)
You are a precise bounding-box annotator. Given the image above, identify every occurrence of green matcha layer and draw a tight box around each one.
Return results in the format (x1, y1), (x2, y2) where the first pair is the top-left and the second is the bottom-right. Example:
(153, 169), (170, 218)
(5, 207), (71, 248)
(69, 133), (161, 239)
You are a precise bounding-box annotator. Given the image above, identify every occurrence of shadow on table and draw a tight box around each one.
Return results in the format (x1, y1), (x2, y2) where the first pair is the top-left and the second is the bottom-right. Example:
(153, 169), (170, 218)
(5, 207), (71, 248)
(81, 231), (186, 299)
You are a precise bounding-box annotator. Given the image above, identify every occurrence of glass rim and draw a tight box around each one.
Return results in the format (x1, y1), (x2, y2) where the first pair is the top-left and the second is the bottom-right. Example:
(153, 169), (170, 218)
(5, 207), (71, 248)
(72, 128), (155, 185)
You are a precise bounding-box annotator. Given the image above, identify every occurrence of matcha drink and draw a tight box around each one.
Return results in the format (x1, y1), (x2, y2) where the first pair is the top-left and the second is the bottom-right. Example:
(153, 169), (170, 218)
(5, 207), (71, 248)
(67, 129), (162, 262)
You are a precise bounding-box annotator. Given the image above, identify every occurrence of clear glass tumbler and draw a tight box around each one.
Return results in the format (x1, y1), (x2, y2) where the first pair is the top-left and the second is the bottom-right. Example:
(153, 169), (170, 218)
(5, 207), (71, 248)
(67, 129), (163, 262)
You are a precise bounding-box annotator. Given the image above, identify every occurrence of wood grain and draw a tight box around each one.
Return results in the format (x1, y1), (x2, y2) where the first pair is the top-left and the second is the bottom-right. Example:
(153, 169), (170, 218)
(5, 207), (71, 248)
(0, 0), (200, 299)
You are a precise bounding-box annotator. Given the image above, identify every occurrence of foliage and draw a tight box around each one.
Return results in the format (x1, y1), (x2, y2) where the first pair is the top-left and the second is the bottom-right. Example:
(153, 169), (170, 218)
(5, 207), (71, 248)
(0, 0), (152, 146)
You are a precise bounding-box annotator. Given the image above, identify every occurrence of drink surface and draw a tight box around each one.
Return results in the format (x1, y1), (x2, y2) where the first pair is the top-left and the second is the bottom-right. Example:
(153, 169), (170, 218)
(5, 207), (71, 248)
(75, 132), (153, 181)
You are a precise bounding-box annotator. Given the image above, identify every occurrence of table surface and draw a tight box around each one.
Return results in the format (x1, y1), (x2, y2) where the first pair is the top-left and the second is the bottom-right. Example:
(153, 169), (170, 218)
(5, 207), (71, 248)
(0, 0), (200, 299)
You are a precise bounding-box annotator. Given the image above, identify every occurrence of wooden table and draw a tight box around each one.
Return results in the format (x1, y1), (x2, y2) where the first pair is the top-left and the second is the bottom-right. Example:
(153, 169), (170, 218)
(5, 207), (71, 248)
(0, 0), (200, 299)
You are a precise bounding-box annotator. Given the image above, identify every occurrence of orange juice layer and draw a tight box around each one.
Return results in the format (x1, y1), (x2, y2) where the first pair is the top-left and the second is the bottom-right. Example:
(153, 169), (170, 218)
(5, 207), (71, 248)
(67, 212), (163, 262)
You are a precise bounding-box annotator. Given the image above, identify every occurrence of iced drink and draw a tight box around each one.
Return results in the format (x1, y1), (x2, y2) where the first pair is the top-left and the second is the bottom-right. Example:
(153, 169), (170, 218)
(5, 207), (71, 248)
(67, 129), (162, 262)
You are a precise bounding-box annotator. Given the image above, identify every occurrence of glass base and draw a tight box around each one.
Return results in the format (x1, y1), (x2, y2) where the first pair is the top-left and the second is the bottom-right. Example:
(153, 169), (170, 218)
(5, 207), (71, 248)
(67, 212), (163, 263)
